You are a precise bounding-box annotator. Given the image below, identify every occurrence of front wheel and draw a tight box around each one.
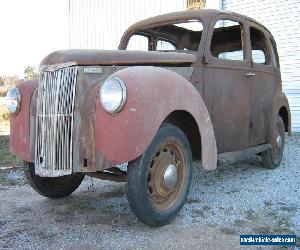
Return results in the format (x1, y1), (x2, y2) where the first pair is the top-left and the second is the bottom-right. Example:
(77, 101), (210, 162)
(24, 162), (84, 198)
(261, 116), (285, 169)
(127, 124), (193, 227)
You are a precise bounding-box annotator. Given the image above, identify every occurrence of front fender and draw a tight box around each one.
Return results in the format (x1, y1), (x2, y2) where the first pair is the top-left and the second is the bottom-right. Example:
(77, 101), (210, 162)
(95, 66), (217, 170)
(10, 79), (39, 161)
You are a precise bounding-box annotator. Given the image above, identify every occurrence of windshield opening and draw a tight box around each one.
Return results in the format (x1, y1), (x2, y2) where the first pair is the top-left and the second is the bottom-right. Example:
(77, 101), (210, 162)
(125, 20), (203, 52)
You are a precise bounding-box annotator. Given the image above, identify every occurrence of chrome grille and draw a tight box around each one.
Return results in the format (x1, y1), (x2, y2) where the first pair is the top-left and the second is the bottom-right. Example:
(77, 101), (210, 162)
(35, 66), (78, 177)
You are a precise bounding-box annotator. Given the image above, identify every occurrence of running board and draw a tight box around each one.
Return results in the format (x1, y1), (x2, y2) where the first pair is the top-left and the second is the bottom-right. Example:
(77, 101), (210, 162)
(217, 144), (272, 166)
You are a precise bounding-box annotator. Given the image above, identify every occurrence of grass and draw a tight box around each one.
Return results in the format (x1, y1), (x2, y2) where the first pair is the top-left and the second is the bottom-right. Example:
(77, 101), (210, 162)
(0, 97), (10, 135)
(0, 135), (21, 167)
(0, 101), (19, 166)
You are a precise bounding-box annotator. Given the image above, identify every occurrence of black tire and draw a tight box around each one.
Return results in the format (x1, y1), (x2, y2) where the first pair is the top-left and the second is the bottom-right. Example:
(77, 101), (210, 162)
(24, 161), (84, 198)
(261, 116), (285, 169)
(127, 124), (193, 227)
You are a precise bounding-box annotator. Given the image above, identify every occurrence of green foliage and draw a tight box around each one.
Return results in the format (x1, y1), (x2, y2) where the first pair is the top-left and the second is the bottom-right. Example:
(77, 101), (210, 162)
(24, 66), (39, 80)
(0, 75), (20, 87)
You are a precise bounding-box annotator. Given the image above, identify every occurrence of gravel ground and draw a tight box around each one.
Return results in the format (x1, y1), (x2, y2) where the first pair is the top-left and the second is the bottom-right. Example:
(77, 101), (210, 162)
(0, 135), (299, 249)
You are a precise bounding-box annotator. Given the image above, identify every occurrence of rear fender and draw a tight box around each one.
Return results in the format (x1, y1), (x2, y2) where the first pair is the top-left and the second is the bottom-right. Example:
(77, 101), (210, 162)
(267, 91), (291, 146)
(95, 66), (217, 170)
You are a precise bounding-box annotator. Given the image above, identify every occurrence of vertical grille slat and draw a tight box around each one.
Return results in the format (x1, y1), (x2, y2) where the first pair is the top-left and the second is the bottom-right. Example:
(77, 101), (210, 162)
(35, 66), (78, 177)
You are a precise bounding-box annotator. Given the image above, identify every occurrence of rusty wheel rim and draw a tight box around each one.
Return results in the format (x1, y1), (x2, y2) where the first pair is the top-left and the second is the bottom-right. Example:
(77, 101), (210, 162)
(147, 140), (186, 211)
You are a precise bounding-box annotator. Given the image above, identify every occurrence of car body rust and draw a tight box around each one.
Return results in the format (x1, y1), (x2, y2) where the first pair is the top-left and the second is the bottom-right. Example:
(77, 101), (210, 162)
(10, 9), (290, 180)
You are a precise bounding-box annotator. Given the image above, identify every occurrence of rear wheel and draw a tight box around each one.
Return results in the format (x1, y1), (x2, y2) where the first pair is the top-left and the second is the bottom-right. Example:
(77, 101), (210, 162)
(261, 116), (285, 169)
(127, 124), (192, 227)
(24, 162), (84, 198)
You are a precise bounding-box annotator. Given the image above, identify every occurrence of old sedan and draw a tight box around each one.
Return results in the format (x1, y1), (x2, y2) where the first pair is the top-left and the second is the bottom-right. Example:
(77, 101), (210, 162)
(7, 9), (290, 226)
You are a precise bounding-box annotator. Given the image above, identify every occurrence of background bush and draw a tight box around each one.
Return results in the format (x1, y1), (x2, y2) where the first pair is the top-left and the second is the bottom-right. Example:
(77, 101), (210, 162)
(0, 87), (8, 97)
(0, 105), (10, 123)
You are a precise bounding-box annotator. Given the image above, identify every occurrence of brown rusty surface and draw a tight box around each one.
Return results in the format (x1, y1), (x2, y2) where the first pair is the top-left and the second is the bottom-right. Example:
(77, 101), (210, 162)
(203, 65), (252, 153)
(246, 22), (281, 147)
(86, 169), (127, 182)
(40, 50), (196, 67)
(203, 13), (252, 153)
(119, 9), (276, 50)
(72, 66), (125, 173)
(95, 66), (218, 171)
(118, 9), (217, 50)
(201, 12), (290, 153)
(10, 79), (38, 162)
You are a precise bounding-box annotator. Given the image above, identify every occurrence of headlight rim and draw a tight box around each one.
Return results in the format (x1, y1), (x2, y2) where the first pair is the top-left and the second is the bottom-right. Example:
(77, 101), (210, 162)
(99, 76), (127, 115)
(6, 86), (21, 115)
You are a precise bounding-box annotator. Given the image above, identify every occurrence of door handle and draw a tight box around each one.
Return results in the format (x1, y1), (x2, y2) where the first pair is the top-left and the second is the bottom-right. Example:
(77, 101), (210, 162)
(245, 72), (256, 76)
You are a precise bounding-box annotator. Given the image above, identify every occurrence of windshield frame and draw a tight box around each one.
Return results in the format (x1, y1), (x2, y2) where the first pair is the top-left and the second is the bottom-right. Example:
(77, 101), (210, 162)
(119, 17), (207, 53)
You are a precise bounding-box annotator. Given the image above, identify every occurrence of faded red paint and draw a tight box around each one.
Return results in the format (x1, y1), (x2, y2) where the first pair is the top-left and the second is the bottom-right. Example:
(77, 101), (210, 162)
(95, 66), (218, 170)
(10, 79), (38, 162)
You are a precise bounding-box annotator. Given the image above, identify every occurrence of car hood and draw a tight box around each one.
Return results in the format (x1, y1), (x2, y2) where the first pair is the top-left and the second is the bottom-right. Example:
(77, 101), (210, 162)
(40, 49), (196, 68)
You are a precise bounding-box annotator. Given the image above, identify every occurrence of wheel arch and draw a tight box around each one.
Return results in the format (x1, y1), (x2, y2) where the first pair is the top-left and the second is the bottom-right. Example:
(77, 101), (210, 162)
(267, 91), (291, 146)
(278, 106), (290, 134)
(163, 110), (201, 160)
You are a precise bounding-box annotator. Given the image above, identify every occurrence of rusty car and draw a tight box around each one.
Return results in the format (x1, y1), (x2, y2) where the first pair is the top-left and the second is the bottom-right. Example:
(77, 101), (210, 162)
(7, 9), (291, 226)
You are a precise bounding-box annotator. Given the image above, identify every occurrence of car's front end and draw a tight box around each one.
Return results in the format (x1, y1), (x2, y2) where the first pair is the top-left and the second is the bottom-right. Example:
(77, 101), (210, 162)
(8, 49), (199, 178)
(9, 62), (124, 177)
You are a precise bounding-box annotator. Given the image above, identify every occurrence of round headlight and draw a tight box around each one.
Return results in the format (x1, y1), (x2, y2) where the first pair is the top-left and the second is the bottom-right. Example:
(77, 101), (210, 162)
(6, 87), (21, 114)
(100, 77), (127, 114)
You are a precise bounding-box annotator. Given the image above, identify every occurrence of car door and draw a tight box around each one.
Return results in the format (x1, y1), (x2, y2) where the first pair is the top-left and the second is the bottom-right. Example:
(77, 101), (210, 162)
(248, 23), (281, 146)
(203, 14), (252, 153)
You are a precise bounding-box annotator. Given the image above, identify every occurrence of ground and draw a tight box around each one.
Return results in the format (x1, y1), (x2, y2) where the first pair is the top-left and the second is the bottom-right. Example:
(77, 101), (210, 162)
(0, 132), (299, 249)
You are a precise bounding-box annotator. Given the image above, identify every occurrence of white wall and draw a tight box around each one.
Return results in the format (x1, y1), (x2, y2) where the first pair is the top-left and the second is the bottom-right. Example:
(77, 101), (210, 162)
(204, 0), (221, 9)
(69, 0), (186, 50)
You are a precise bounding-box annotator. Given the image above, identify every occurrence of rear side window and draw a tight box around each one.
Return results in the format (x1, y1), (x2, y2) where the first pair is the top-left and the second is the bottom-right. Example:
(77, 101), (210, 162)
(210, 20), (245, 61)
(250, 27), (268, 64)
